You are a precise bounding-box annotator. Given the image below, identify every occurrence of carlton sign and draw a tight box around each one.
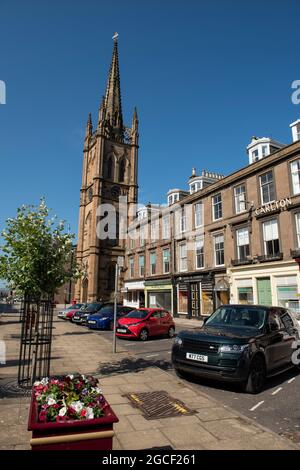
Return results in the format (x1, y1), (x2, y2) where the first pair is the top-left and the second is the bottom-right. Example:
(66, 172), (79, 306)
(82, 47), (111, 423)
(255, 197), (292, 216)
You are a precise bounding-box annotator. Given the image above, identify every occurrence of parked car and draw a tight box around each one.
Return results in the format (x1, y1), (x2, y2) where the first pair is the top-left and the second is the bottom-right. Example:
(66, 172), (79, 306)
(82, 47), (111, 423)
(86, 305), (135, 330)
(172, 304), (300, 394)
(116, 308), (175, 341)
(57, 303), (84, 320)
(72, 302), (104, 325)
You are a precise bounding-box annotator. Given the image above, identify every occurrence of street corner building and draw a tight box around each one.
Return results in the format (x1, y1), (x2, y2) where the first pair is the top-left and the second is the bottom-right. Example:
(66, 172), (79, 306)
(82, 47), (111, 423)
(75, 36), (300, 320)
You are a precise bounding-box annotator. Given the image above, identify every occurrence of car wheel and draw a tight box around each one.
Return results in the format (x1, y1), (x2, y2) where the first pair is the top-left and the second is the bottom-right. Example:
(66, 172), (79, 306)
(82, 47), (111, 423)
(140, 328), (148, 341)
(244, 356), (266, 394)
(168, 326), (175, 338)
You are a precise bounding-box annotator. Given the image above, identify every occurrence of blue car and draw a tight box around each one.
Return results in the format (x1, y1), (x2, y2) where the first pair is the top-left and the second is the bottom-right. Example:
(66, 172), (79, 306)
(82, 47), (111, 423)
(86, 304), (135, 330)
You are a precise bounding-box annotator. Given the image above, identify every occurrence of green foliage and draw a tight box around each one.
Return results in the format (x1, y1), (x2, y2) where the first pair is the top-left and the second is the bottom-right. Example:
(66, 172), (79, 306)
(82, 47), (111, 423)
(0, 199), (80, 297)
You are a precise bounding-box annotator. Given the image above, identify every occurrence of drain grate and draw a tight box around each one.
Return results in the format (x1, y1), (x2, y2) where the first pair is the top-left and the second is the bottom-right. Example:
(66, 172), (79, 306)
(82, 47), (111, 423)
(125, 390), (195, 420)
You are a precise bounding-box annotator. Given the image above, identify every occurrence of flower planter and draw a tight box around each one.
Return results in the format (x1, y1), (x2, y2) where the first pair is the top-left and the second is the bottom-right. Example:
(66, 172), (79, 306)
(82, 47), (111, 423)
(27, 376), (119, 451)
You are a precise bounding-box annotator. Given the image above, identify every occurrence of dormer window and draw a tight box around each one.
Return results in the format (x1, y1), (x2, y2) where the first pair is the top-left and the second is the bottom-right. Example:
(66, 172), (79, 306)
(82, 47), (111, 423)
(252, 149), (259, 162)
(262, 145), (268, 157)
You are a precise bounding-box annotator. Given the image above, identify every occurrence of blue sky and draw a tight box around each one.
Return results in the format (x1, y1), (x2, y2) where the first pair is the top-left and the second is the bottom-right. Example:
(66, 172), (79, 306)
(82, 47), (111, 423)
(1, 0), (300, 245)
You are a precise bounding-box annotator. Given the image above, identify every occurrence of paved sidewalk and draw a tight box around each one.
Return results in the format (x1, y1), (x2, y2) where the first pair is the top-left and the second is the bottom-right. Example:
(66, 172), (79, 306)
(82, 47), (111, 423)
(0, 312), (298, 450)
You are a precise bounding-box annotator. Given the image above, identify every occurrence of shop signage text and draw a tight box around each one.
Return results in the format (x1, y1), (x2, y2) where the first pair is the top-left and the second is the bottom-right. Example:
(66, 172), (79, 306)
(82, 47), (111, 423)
(255, 197), (292, 216)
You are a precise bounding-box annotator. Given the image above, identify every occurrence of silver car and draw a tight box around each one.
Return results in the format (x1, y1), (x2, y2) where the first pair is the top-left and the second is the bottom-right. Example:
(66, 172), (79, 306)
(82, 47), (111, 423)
(57, 303), (84, 319)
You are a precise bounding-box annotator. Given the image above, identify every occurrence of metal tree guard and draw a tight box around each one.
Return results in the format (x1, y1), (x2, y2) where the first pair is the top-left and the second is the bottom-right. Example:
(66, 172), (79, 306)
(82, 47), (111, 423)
(18, 296), (54, 388)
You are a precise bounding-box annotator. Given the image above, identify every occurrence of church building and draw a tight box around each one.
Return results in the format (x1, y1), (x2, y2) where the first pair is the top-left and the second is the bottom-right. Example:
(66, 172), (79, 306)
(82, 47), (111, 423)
(75, 34), (139, 302)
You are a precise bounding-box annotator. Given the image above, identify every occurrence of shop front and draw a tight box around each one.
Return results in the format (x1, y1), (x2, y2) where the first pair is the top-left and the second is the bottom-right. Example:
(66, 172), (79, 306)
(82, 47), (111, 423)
(144, 279), (173, 313)
(176, 274), (215, 319)
(123, 281), (145, 309)
(228, 261), (300, 314)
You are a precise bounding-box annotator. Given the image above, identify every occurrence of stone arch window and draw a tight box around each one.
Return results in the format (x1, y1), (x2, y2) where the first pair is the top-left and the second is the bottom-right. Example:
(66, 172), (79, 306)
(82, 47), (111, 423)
(106, 156), (114, 180)
(84, 212), (92, 249)
(119, 158), (126, 182)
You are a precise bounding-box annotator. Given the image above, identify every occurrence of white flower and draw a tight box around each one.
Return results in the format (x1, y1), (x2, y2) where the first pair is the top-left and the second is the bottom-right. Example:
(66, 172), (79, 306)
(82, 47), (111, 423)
(85, 407), (94, 420)
(34, 377), (49, 386)
(67, 374), (74, 380)
(91, 386), (102, 394)
(47, 396), (56, 406)
(59, 406), (67, 417)
(70, 401), (83, 413)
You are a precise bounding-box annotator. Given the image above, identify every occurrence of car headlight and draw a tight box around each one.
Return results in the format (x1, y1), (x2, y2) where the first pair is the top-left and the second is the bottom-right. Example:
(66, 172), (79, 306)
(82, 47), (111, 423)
(100, 317), (109, 321)
(128, 322), (141, 327)
(218, 344), (249, 353)
(174, 337), (183, 346)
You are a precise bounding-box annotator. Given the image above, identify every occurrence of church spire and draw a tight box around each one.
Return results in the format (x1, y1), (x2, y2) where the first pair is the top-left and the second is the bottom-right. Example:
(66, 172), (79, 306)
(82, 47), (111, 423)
(104, 32), (123, 134)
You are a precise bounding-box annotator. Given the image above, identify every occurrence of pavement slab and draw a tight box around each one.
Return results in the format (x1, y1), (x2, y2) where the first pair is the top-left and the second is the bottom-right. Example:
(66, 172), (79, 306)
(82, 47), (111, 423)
(0, 311), (298, 451)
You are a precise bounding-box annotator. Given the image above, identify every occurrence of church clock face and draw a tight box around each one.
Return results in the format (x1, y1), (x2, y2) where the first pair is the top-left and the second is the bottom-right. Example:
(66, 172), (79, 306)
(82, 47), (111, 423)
(111, 185), (121, 198)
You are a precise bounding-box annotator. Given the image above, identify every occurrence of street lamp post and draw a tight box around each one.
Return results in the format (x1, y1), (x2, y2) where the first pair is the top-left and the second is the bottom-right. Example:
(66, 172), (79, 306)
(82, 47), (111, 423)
(112, 256), (124, 353)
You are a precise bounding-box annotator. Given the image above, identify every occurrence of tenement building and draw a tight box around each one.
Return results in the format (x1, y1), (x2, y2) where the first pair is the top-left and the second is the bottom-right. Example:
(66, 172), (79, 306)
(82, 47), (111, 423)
(75, 34), (139, 302)
(123, 120), (300, 319)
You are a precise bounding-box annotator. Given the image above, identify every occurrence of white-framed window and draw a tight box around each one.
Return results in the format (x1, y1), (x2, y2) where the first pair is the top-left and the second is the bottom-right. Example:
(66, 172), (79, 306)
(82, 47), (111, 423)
(262, 219), (280, 256)
(179, 243), (187, 272)
(129, 257), (134, 278)
(291, 159), (300, 195)
(195, 237), (204, 269)
(212, 193), (222, 221)
(150, 252), (156, 275)
(236, 227), (250, 260)
(163, 248), (170, 274)
(262, 145), (269, 157)
(214, 233), (224, 266)
(260, 171), (275, 204)
(174, 194), (179, 202)
(168, 195), (173, 206)
(150, 219), (159, 241)
(234, 184), (246, 213)
(194, 202), (203, 228)
(252, 149), (259, 162)
(162, 215), (170, 239)
(138, 255), (145, 277)
(140, 225), (145, 247)
(295, 213), (300, 247)
(179, 212), (186, 233)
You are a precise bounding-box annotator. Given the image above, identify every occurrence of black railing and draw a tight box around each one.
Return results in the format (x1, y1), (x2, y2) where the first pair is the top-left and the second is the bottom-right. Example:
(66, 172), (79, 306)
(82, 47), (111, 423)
(291, 249), (300, 259)
(18, 296), (54, 388)
(257, 253), (283, 263)
(231, 258), (253, 267)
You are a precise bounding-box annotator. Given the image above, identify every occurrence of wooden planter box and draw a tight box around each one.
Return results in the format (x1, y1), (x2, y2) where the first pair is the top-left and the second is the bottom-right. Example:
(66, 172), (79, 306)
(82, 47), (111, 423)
(28, 393), (119, 451)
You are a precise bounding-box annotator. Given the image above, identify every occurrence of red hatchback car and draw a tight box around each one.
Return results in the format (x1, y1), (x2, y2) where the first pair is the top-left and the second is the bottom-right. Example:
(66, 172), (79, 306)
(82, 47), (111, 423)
(116, 308), (175, 341)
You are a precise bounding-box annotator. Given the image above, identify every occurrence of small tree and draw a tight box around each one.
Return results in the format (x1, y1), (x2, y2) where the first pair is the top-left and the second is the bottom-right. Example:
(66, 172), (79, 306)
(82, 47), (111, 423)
(0, 199), (80, 386)
(0, 199), (79, 298)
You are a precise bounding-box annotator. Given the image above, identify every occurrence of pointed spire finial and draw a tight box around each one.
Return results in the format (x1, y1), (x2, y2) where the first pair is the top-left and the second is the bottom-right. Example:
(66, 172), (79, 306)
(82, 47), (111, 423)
(103, 33), (123, 136)
(85, 113), (93, 143)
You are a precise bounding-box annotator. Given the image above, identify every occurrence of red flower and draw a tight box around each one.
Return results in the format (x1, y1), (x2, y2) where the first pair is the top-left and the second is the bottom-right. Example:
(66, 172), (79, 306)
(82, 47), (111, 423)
(39, 410), (47, 422)
(80, 409), (87, 418)
(56, 415), (66, 422)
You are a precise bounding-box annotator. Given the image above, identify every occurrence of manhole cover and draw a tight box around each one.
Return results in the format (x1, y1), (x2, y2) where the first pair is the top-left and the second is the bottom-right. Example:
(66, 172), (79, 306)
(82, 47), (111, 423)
(0, 378), (31, 398)
(125, 391), (195, 420)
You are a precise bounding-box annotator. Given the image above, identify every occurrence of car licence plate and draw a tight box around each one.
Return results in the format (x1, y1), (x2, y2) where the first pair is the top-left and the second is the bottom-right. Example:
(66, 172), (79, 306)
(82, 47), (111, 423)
(73, 316), (80, 321)
(117, 328), (127, 333)
(88, 320), (96, 324)
(186, 352), (208, 363)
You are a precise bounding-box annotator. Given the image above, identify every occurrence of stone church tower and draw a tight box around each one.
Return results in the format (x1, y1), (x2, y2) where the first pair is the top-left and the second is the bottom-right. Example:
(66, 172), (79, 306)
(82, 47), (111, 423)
(75, 35), (139, 302)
